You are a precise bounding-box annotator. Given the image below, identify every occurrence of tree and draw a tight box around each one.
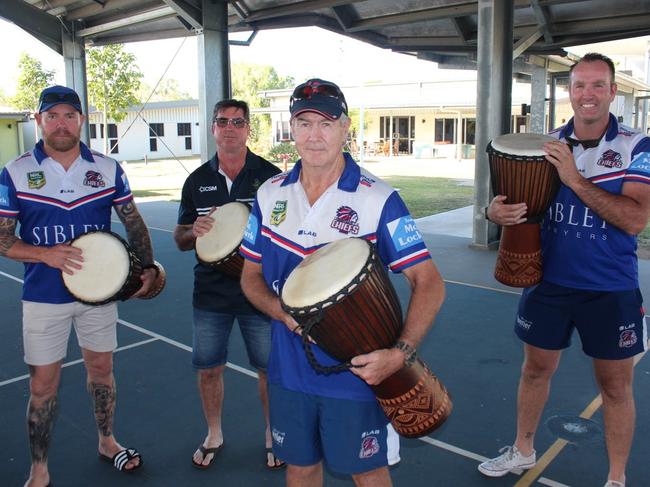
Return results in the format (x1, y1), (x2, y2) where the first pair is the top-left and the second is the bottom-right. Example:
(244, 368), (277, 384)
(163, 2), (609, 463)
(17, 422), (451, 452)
(87, 44), (143, 153)
(136, 78), (193, 102)
(231, 63), (294, 154)
(11, 52), (55, 111)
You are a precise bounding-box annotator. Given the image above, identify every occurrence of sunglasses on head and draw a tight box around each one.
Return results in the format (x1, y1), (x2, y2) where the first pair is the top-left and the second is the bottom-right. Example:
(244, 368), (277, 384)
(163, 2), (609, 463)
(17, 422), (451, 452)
(213, 117), (248, 128)
(40, 92), (80, 104)
(291, 82), (343, 101)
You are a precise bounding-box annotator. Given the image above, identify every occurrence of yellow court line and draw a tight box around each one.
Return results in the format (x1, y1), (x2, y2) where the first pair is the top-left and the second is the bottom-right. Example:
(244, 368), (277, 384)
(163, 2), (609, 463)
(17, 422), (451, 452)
(514, 351), (646, 487)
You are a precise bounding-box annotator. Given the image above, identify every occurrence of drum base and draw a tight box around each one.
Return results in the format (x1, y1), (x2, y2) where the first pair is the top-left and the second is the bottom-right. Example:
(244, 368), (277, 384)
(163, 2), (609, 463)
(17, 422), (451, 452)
(494, 224), (542, 288)
(374, 360), (452, 438)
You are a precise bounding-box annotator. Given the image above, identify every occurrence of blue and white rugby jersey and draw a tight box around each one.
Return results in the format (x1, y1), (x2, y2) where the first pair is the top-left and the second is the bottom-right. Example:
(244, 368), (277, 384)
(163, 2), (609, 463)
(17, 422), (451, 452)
(542, 114), (650, 290)
(240, 153), (431, 400)
(0, 141), (133, 303)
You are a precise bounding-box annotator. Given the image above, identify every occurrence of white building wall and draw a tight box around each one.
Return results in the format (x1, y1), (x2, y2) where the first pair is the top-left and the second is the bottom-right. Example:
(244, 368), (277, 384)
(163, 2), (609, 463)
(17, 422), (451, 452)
(88, 102), (202, 161)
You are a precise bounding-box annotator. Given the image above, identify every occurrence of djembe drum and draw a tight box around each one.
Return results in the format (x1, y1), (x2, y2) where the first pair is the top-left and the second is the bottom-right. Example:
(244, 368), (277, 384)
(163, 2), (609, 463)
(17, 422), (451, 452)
(487, 133), (560, 287)
(280, 238), (452, 438)
(62, 231), (166, 305)
(195, 202), (249, 279)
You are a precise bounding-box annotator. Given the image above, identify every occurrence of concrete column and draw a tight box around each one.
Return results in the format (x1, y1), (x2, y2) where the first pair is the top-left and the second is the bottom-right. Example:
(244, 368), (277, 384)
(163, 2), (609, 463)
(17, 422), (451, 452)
(530, 63), (547, 133)
(198, 0), (230, 162)
(472, 0), (514, 249)
(62, 23), (89, 144)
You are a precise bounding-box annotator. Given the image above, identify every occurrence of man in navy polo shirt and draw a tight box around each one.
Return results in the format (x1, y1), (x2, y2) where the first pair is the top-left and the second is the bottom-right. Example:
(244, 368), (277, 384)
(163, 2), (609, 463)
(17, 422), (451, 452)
(0, 85), (157, 486)
(174, 99), (282, 470)
(240, 79), (446, 486)
(481, 53), (650, 487)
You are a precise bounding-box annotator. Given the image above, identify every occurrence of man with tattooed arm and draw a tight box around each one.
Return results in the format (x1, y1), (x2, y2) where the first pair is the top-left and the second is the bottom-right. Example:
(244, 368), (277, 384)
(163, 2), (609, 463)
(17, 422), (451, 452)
(0, 85), (157, 487)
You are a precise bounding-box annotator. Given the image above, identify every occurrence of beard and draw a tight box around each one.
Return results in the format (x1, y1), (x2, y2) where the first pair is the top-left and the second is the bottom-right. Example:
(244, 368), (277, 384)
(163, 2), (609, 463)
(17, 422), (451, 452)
(44, 130), (80, 153)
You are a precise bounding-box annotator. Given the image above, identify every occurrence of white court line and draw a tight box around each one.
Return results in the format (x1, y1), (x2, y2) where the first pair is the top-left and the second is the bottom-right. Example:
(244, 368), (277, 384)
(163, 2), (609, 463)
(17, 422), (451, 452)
(0, 337), (158, 387)
(444, 279), (522, 295)
(0, 269), (24, 284)
(117, 318), (259, 379)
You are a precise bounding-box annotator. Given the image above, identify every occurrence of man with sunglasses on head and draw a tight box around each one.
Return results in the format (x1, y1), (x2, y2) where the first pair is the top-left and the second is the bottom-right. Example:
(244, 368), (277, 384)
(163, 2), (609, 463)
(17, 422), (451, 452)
(0, 85), (158, 487)
(174, 99), (282, 470)
(240, 79), (445, 487)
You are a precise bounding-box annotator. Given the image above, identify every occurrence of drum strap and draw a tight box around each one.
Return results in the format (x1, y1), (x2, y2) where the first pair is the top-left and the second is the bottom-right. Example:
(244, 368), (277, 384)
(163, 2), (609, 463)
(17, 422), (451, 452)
(300, 314), (354, 375)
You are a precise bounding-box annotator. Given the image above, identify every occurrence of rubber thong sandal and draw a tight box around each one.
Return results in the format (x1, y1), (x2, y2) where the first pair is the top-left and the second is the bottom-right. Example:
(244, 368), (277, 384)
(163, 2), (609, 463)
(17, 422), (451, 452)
(192, 443), (223, 469)
(266, 447), (286, 470)
(99, 447), (143, 472)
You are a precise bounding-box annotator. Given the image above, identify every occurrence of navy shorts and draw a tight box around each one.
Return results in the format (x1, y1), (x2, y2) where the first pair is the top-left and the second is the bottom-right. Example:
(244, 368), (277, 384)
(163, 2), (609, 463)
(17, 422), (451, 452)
(268, 384), (400, 475)
(516, 282), (648, 360)
(192, 308), (271, 370)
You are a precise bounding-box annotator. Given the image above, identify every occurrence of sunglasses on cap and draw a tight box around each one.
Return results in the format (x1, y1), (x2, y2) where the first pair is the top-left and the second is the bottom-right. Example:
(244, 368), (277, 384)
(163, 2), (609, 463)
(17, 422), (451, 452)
(291, 81), (344, 101)
(40, 92), (81, 105)
(213, 117), (248, 128)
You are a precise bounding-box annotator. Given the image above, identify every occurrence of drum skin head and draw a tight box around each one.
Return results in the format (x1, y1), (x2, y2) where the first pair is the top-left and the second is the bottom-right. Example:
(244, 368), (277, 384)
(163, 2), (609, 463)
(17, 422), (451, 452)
(282, 238), (370, 308)
(491, 133), (557, 157)
(195, 202), (250, 262)
(62, 232), (130, 302)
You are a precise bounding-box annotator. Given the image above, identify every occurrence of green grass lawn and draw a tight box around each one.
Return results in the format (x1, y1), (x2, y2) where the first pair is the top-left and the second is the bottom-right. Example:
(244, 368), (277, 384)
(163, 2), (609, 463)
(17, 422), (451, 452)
(382, 176), (474, 219)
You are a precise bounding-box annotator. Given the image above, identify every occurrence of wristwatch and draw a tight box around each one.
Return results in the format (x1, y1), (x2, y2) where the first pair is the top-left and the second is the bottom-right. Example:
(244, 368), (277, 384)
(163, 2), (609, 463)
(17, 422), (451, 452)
(484, 206), (491, 222)
(393, 340), (417, 368)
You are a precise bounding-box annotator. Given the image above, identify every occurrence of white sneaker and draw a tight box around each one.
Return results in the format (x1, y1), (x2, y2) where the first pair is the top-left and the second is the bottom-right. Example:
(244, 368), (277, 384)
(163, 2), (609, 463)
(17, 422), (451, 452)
(478, 446), (536, 477)
(604, 481), (625, 487)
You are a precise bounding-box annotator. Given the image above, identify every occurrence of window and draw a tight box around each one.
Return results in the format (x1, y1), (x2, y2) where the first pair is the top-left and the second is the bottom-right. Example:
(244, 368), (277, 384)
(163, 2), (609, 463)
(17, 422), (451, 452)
(107, 124), (118, 154)
(89, 124), (97, 139)
(177, 123), (192, 151)
(462, 119), (476, 144)
(177, 123), (191, 136)
(149, 123), (164, 152)
(275, 121), (290, 142)
(435, 118), (456, 143)
(149, 123), (164, 137)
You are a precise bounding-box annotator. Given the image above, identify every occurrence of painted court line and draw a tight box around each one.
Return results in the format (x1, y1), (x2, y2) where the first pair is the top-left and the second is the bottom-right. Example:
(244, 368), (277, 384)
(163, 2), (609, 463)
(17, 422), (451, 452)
(0, 337), (158, 387)
(514, 349), (648, 487)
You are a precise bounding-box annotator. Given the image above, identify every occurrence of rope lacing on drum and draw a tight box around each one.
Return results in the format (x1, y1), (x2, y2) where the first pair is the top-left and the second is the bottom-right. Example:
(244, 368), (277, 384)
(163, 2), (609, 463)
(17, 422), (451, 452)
(300, 314), (354, 375)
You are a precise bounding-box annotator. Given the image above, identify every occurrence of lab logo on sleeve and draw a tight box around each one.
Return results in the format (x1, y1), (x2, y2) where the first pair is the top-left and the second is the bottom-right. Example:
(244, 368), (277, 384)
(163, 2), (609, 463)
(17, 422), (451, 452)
(387, 216), (423, 251)
(243, 214), (258, 244)
(0, 184), (9, 206)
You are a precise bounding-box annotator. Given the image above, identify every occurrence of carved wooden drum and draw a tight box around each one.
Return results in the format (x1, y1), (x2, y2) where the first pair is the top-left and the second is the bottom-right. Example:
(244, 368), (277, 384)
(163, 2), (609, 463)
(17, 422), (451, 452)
(280, 237), (452, 438)
(487, 133), (560, 287)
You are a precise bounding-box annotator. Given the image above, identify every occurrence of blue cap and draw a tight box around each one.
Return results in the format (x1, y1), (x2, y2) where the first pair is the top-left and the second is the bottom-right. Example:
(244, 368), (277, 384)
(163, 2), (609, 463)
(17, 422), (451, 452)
(289, 78), (348, 121)
(38, 85), (82, 113)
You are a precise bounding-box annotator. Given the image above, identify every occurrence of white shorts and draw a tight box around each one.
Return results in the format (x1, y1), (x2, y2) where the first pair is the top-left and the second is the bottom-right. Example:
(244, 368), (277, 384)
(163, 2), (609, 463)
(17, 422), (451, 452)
(22, 300), (118, 366)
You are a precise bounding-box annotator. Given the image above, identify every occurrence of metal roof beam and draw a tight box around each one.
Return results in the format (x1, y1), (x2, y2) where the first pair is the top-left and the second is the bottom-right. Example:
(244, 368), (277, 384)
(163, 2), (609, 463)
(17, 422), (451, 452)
(244, 0), (365, 23)
(77, 7), (178, 37)
(513, 27), (544, 59)
(162, 0), (203, 31)
(66, 0), (158, 21)
(331, 4), (358, 31)
(452, 16), (474, 43)
(530, 0), (554, 44)
(0, 0), (66, 54)
(550, 14), (650, 36)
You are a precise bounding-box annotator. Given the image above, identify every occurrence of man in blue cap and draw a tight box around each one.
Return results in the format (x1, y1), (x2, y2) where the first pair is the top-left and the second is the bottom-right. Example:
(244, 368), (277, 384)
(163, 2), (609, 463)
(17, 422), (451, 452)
(240, 78), (446, 486)
(0, 85), (158, 486)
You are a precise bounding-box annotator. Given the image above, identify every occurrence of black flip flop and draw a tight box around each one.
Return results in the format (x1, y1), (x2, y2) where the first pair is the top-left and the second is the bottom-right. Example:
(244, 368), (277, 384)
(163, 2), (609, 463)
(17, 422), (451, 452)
(192, 443), (223, 469)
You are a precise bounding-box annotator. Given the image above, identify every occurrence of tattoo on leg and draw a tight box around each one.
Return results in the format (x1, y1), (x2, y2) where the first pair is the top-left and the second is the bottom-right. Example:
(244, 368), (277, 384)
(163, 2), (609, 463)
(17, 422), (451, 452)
(27, 396), (58, 463)
(88, 381), (116, 437)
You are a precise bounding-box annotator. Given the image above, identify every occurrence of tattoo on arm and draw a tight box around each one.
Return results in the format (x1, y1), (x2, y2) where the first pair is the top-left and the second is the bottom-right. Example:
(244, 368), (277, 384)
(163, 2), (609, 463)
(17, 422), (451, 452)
(27, 396), (58, 463)
(0, 217), (18, 256)
(88, 381), (116, 437)
(115, 202), (154, 265)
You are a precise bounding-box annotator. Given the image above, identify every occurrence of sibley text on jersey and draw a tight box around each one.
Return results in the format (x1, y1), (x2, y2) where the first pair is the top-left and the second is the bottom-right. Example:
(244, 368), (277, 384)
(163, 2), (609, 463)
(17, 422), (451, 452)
(31, 223), (108, 245)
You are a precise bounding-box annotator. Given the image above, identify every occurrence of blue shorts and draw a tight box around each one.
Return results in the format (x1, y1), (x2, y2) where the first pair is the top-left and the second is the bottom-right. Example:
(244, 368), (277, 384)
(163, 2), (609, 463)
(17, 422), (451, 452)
(268, 384), (400, 475)
(516, 282), (648, 360)
(192, 308), (271, 370)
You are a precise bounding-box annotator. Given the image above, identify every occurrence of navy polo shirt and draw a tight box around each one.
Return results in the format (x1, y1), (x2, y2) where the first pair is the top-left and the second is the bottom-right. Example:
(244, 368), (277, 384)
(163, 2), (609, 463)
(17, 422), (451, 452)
(178, 149), (281, 313)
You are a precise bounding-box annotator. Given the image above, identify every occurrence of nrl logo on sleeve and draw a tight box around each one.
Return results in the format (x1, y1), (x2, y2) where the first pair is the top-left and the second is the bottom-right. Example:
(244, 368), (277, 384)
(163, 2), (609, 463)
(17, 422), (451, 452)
(270, 200), (288, 226)
(83, 170), (106, 188)
(27, 171), (46, 189)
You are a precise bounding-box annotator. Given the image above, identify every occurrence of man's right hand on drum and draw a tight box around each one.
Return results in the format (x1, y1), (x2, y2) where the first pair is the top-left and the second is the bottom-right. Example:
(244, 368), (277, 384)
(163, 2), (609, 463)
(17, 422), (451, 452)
(487, 195), (528, 226)
(41, 242), (84, 275)
(192, 207), (216, 239)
